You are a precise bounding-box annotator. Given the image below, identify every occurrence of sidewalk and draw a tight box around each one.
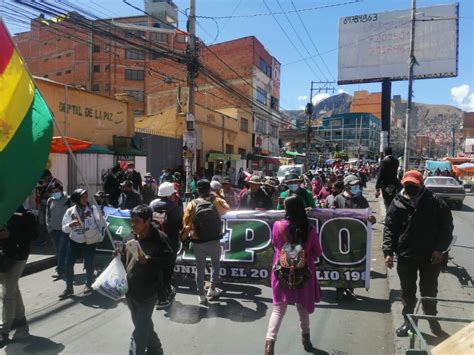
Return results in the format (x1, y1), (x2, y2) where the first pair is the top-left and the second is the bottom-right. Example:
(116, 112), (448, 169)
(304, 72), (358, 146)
(375, 191), (473, 354)
(23, 242), (56, 277)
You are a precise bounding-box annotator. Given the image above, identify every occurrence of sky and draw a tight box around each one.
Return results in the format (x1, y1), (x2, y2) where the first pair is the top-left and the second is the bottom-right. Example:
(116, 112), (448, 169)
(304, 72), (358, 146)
(3, 0), (474, 112)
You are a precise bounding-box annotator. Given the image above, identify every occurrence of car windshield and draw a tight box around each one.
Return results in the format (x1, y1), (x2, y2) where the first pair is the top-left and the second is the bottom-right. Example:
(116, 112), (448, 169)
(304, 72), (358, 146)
(425, 177), (460, 186)
(277, 166), (301, 177)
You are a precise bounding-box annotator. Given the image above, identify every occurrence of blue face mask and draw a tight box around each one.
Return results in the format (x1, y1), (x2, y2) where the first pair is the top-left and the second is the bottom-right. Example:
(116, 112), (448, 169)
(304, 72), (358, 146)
(51, 192), (62, 200)
(288, 184), (299, 192)
(350, 185), (360, 195)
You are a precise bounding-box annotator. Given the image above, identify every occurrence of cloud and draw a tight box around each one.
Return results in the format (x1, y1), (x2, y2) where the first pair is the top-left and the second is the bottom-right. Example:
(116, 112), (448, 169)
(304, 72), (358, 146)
(451, 84), (474, 111)
(338, 89), (348, 94)
(312, 93), (330, 106)
(297, 95), (308, 101)
(298, 105), (305, 110)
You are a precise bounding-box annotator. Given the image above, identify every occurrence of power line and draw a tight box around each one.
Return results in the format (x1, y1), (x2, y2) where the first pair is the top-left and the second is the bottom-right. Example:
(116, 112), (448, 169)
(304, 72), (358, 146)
(195, 0), (363, 20)
(275, 0), (327, 81)
(262, 0), (320, 80)
(290, 0), (335, 81)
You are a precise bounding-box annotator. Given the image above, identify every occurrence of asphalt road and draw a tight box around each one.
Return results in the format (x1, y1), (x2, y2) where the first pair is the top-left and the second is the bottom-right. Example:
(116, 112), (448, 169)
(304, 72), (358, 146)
(2, 185), (395, 355)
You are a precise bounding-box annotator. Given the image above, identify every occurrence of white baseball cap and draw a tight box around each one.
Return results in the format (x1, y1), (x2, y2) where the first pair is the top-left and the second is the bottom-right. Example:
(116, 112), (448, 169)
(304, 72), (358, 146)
(210, 180), (222, 190)
(158, 182), (176, 197)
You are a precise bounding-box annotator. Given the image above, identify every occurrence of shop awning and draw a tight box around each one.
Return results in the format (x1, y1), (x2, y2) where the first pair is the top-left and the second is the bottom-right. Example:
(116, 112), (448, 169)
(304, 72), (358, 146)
(207, 152), (241, 161)
(284, 150), (305, 157)
(50, 136), (92, 153)
(114, 146), (147, 156)
(76, 145), (114, 155)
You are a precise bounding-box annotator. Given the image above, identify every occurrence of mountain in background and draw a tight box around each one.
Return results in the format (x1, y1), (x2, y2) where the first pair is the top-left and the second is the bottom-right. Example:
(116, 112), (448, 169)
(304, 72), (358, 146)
(283, 93), (464, 146)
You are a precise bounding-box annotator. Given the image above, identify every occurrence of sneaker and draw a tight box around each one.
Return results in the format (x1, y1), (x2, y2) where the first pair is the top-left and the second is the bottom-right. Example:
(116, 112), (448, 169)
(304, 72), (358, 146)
(395, 322), (410, 337)
(58, 288), (74, 300)
(207, 287), (222, 299)
(83, 286), (93, 294)
(156, 299), (171, 310)
(198, 295), (208, 305)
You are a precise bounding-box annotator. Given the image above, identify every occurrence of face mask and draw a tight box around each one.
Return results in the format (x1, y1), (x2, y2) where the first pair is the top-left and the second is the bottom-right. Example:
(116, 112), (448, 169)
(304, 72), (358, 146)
(51, 192), (62, 200)
(404, 185), (420, 197)
(288, 184), (299, 192)
(350, 185), (360, 195)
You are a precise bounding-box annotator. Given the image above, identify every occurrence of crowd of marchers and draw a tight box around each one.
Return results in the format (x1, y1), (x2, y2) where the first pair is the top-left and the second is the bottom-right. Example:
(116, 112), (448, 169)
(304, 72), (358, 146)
(0, 146), (454, 355)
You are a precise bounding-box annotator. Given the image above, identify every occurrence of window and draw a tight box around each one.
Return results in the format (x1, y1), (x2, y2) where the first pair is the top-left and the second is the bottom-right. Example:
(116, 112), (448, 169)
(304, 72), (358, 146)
(125, 90), (144, 102)
(271, 96), (279, 111)
(175, 34), (187, 43)
(259, 57), (272, 77)
(270, 124), (278, 138)
(256, 87), (267, 105)
(105, 64), (110, 71)
(56, 72), (62, 76)
(43, 74), (48, 78)
(93, 45), (100, 53)
(150, 51), (162, 60)
(150, 32), (169, 43)
(105, 83), (110, 91)
(125, 48), (145, 60)
(240, 118), (249, 132)
(255, 117), (266, 134)
(125, 69), (145, 81)
(134, 110), (144, 117)
(93, 65), (100, 73)
(65, 69), (71, 75)
(225, 144), (233, 154)
(92, 83), (100, 91)
(133, 21), (147, 27)
(238, 148), (246, 158)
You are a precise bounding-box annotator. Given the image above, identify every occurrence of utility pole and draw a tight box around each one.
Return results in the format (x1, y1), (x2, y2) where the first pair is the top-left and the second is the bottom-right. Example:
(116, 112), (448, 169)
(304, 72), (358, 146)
(184, 0), (198, 196)
(452, 126), (456, 157)
(403, 0), (416, 172)
(308, 81), (336, 167)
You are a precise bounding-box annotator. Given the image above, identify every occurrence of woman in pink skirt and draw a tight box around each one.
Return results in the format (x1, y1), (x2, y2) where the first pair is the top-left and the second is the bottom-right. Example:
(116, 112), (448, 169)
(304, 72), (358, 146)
(265, 195), (322, 355)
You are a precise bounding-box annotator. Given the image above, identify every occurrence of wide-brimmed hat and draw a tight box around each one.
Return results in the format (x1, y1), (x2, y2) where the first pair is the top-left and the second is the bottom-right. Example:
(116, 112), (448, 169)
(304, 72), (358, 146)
(264, 178), (278, 188)
(158, 182), (176, 197)
(222, 177), (232, 185)
(248, 176), (263, 185)
(94, 190), (109, 197)
(144, 172), (153, 178)
(401, 170), (423, 186)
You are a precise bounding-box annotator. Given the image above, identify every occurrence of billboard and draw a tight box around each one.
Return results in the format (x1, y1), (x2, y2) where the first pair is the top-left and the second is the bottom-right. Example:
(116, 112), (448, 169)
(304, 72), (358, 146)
(337, 3), (459, 84)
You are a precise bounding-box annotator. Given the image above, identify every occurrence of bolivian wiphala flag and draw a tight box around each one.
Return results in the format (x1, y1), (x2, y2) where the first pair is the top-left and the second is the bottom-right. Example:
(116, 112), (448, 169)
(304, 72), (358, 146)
(0, 20), (53, 225)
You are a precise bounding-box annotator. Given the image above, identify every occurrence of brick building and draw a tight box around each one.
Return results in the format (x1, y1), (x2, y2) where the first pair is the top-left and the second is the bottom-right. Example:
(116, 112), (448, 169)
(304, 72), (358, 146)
(350, 90), (382, 119)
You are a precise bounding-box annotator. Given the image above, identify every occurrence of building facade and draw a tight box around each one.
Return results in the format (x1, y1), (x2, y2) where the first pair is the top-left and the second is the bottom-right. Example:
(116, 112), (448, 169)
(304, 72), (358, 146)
(314, 113), (381, 159)
(350, 90), (382, 119)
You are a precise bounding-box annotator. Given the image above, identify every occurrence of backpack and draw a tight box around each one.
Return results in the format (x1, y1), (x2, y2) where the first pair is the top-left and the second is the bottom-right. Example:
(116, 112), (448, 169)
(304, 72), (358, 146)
(273, 222), (310, 290)
(192, 198), (223, 242)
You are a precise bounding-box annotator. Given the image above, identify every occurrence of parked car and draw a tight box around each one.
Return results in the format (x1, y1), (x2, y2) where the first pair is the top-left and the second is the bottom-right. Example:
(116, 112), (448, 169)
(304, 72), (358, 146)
(424, 176), (465, 209)
(276, 164), (304, 183)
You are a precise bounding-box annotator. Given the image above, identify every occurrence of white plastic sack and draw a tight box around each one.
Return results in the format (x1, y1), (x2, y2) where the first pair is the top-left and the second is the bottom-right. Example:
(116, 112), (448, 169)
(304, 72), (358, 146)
(92, 256), (128, 300)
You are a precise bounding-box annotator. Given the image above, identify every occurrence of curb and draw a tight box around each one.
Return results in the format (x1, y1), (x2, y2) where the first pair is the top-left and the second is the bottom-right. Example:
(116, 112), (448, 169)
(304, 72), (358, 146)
(22, 256), (56, 277)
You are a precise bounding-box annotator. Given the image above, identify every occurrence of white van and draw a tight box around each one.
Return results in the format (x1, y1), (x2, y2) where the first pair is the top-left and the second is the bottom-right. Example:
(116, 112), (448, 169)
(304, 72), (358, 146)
(277, 164), (304, 183)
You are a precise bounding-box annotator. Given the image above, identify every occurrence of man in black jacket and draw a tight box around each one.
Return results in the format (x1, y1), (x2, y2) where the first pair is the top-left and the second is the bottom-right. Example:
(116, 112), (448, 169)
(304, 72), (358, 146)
(376, 147), (400, 210)
(118, 180), (142, 210)
(239, 176), (273, 210)
(383, 170), (453, 337)
(119, 205), (174, 355)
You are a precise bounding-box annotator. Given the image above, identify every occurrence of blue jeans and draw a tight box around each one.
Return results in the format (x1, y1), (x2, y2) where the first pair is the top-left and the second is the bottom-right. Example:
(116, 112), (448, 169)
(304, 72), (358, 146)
(65, 240), (96, 289)
(127, 295), (162, 355)
(50, 230), (69, 275)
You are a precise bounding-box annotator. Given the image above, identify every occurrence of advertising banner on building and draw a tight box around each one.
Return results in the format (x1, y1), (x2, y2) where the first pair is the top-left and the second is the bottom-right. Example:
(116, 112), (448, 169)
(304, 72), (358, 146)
(337, 3), (458, 84)
(98, 207), (372, 289)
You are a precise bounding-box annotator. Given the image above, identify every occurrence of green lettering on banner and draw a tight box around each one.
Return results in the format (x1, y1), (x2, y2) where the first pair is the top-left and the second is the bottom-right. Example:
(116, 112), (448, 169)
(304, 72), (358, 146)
(222, 219), (272, 262)
(320, 217), (367, 265)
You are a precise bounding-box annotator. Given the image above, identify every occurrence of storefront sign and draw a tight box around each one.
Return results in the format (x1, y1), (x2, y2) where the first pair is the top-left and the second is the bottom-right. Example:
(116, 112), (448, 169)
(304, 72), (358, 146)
(208, 153), (241, 161)
(98, 207), (372, 289)
(58, 102), (113, 122)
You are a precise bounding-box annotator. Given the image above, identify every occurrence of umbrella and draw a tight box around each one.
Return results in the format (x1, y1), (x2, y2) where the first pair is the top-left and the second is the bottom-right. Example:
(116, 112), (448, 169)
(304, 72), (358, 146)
(50, 136), (92, 153)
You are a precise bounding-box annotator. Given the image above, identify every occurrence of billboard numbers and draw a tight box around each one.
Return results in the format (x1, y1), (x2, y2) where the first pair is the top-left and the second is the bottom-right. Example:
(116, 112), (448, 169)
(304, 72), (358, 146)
(337, 3), (459, 85)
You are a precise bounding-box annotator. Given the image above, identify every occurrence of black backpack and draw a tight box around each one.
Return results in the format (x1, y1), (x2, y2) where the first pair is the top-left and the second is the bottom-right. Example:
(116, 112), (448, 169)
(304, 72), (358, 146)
(192, 198), (223, 242)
